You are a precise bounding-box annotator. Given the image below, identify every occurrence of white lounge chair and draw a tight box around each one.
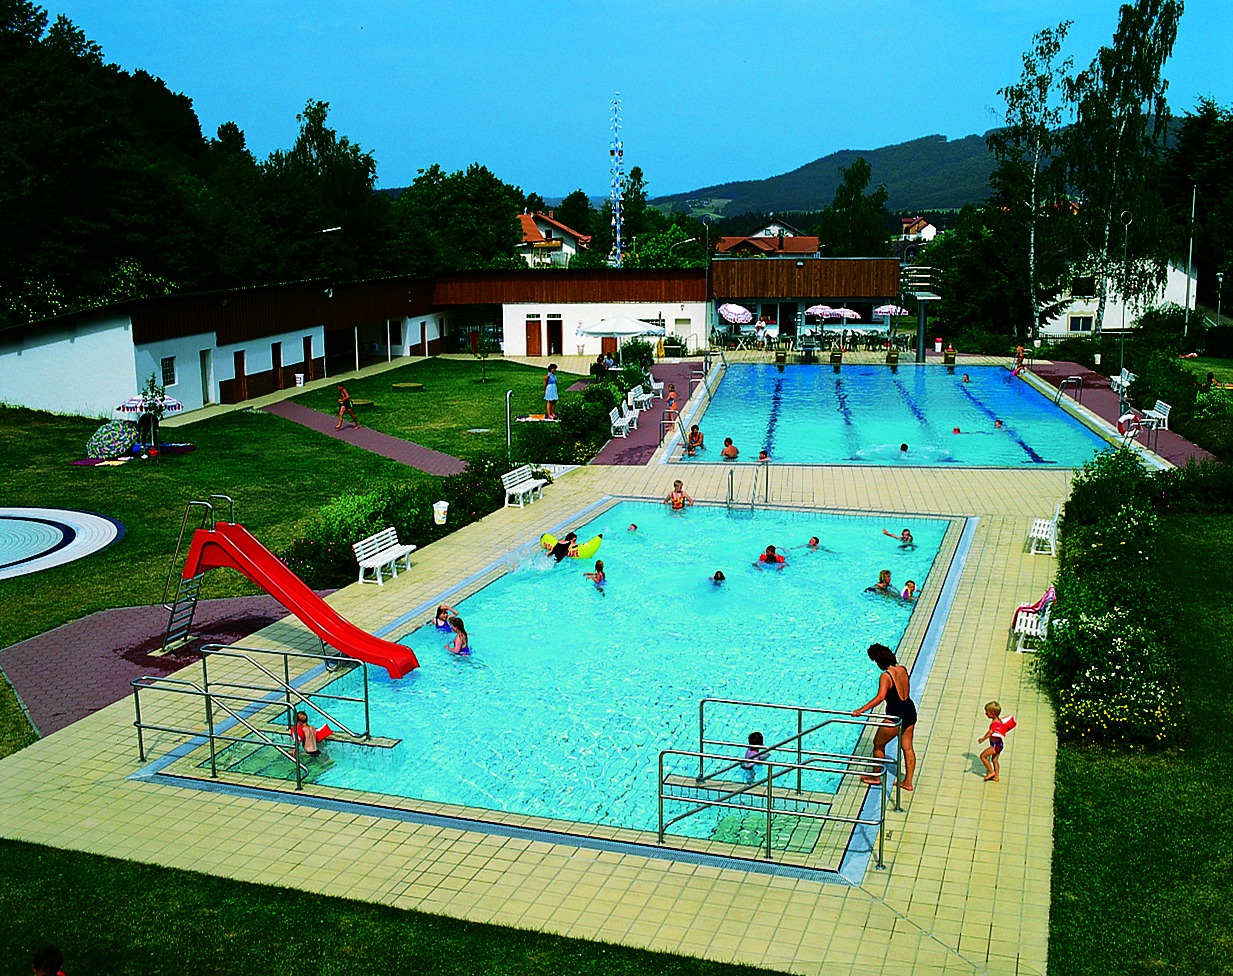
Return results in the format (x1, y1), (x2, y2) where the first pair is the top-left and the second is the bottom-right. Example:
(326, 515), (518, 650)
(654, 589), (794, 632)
(609, 407), (633, 438)
(1143, 400), (1171, 430)
(1028, 503), (1061, 556)
(646, 372), (665, 397)
(1012, 596), (1054, 653)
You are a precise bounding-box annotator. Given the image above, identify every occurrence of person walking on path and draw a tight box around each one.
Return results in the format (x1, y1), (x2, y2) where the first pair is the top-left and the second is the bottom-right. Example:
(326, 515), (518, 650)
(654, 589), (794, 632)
(335, 384), (360, 430)
(543, 363), (559, 419)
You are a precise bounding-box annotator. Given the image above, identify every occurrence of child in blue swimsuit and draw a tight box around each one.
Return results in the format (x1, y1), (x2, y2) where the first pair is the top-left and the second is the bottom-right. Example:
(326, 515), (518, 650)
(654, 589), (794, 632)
(446, 617), (471, 656)
(431, 604), (457, 631)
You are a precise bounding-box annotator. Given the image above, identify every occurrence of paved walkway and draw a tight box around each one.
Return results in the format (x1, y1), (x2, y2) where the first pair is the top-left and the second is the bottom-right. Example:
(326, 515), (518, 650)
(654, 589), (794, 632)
(591, 362), (699, 466)
(0, 595), (327, 735)
(262, 401), (467, 476)
(1033, 360), (1213, 466)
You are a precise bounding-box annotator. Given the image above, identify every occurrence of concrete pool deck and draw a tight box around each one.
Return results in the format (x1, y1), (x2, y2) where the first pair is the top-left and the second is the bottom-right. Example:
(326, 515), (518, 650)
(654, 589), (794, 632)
(0, 455), (1064, 975)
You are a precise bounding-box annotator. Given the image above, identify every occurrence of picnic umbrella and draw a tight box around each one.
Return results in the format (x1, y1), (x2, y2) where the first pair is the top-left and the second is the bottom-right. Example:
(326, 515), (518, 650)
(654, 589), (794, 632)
(576, 315), (665, 364)
(873, 304), (910, 316)
(827, 307), (860, 320)
(804, 304), (833, 317)
(115, 394), (184, 414)
(717, 303), (753, 325)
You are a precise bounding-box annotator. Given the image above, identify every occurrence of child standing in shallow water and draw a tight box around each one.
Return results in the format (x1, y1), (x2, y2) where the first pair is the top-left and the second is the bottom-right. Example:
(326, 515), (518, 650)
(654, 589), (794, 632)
(446, 616), (471, 656)
(584, 559), (606, 588)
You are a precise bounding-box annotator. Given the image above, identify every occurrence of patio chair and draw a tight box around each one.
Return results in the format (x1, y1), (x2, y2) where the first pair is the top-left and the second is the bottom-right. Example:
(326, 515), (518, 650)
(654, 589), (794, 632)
(1027, 503), (1061, 556)
(609, 407), (632, 438)
(1011, 587), (1056, 653)
(620, 400), (640, 430)
(646, 372), (665, 397)
(1143, 400), (1171, 430)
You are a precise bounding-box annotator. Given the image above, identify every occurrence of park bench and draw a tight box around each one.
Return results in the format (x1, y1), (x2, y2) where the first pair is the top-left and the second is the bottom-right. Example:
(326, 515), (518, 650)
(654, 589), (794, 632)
(502, 464), (546, 508)
(1143, 400), (1171, 430)
(352, 527), (416, 586)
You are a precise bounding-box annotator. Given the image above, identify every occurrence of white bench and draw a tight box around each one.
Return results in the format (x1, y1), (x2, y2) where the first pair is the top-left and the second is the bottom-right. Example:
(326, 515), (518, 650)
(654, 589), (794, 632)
(646, 371), (665, 397)
(1012, 602), (1052, 653)
(502, 464), (546, 508)
(1110, 368), (1136, 396)
(628, 385), (653, 410)
(620, 401), (640, 430)
(1143, 399), (1171, 430)
(609, 406), (633, 438)
(352, 527), (416, 586)
(1028, 503), (1061, 556)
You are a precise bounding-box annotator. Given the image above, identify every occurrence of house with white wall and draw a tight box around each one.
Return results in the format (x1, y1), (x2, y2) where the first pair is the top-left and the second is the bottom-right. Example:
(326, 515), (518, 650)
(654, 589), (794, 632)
(1040, 262), (1197, 338)
(516, 213), (591, 268)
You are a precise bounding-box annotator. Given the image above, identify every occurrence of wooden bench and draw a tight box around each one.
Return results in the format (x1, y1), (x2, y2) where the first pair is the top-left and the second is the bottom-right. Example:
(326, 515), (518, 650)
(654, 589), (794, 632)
(1143, 399), (1171, 430)
(352, 527), (416, 585)
(392, 382), (424, 391)
(502, 465), (546, 508)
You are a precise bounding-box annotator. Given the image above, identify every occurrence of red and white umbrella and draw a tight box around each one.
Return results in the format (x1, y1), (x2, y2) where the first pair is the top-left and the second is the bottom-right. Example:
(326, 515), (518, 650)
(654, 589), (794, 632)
(116, 394), (184, 414)
(874, 304), (910, 316)
(804, 304), (833, 317)
(718, 303), (754, 325)
(827, 307), (861, 320)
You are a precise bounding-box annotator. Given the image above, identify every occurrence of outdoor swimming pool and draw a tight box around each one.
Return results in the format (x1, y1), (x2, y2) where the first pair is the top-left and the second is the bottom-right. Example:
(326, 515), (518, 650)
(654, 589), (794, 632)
(295, 501), (947, 838)
(681, 364), (1109, 466)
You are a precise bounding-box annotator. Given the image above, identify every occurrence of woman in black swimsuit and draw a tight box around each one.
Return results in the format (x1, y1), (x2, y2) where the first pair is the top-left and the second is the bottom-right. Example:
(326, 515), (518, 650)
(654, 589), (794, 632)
(852, 643), (918, 791)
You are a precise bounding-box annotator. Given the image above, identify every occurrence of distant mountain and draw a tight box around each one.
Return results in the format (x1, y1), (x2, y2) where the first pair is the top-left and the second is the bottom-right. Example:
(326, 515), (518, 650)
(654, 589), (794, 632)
(653, 133), (996, 217)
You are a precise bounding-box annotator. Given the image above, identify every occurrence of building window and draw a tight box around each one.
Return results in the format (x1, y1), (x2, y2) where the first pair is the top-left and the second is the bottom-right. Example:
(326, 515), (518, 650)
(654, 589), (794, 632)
(161, 356), (177, 386)
(1069, 316), (1093, 333)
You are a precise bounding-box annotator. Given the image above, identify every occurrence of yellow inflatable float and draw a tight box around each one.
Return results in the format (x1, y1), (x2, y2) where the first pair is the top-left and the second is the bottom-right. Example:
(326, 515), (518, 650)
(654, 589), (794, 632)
(540, 532), (603, 559)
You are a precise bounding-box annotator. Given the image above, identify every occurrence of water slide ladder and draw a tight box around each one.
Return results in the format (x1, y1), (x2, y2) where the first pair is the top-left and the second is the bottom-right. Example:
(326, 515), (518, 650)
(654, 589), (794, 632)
(159, 495), (235, 652)
(656, 698), (903, 868)
(132, 642), (389, 791)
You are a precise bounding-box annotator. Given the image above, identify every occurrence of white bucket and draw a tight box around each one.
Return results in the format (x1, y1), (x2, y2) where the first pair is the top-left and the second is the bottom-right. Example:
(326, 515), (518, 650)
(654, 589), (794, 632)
(934, 338), (943, 353)
(433, 501), (449, 525)
(295, 373), (305, 387)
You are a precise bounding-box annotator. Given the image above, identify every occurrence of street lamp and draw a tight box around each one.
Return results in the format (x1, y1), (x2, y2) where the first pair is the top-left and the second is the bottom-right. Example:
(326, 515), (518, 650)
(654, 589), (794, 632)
(669, 237), (698, 253)
(1219, 271), (1225, 328)
(1119, 211), (1133, 413)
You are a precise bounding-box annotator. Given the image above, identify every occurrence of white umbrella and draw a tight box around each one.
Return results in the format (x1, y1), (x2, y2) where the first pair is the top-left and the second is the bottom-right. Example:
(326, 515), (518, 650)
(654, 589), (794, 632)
(116, 394), (184, 414)
(576, 314), (665, 337)
(828, 307), (860, 320)
(874, 304), (910, 316)
(718, 303), (753, 325)
(804, 304), (833, 317)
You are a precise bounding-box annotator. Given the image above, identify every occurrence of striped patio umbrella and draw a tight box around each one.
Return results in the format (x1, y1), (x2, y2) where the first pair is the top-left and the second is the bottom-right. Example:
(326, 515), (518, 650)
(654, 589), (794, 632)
(874, 304), (911, 316)
(718, 303), (754, 325)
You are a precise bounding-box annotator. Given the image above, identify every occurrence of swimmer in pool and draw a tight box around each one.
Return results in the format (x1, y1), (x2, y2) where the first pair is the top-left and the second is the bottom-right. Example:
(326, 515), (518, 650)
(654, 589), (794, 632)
(584, 559), (606, 588)
(900, 443), (909, 453)
(711, 570), (726, 585)
(994, 419), (1003, 429)
(883, 527), (915, 548)
(431, 604), (458, 631)
(755, 545), (786, 569)
(866, 569), (893, 594)
(446, 616), (471, 656)
(664, 480), (694, 510)
(628, 523), (638, 532)
(901, 579), (917, 600)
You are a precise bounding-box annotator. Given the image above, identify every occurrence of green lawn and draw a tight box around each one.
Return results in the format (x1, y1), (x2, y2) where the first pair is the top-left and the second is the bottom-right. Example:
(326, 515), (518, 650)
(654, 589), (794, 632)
(0, 405), (435, 754)
(1050, 515), (1233, 975)
(292, 358), (584, 461)
(0, 839), (780, 976)
(1179, 355), (1233, 386)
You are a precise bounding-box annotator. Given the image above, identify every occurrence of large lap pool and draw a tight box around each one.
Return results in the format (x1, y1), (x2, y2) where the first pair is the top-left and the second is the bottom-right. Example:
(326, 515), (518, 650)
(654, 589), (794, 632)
(294, 501), (948, 838)
(680, 364), (1109, 466)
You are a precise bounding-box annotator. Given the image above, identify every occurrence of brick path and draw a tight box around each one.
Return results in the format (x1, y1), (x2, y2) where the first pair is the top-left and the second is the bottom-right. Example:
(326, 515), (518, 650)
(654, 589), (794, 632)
(590, 362), (698, 465)
(1033, 359), (1213, 466)
(262, 401), (467, 476)
(0, 595), (327, 735)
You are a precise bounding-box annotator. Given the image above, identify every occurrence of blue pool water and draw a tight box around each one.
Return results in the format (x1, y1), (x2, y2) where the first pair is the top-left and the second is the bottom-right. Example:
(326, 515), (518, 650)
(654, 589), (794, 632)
(305, 502), (946, 834)
(682, 364), (1109, 466)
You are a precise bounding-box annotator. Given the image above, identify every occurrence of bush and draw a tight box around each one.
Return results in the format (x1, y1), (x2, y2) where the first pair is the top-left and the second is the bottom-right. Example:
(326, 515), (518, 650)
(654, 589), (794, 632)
(619, 363), (647, 391)
(1155, 458), (1233, 513)
(278, 538), (354, 590)
(1060, 448), (1154, 533)
(1129, 350), (1198, 414)
(951, 328), (1012, 356)
(581, 382), (623, 412)
(621, 338), (655, 372)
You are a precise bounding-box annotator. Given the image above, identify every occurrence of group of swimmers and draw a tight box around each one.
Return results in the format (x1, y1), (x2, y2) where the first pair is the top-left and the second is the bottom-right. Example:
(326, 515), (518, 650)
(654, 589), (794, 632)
(682, 426), (771, 463)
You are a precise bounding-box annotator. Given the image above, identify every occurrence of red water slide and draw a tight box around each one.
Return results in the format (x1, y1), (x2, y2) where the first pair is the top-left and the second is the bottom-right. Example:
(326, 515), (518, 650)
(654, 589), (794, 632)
(181, 522), (419, 678)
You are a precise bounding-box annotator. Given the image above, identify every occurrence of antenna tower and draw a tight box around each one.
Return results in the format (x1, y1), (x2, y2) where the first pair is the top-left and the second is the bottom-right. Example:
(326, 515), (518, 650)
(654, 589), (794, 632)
(609, 94), (624, 267)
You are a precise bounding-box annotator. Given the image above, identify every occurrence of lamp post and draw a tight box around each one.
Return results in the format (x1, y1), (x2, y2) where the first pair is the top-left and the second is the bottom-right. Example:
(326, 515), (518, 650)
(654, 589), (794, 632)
(1119, 211), (1133, 413)
(1219, 271), (1225, 328)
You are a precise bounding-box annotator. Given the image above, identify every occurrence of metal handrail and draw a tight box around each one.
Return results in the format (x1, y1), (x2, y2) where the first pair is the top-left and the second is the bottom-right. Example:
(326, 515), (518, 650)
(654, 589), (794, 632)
(657, 748), (893, 867)
(726, 468), (735, 507)
(200, 644), (370, 740)
(131, 675), (309, 789)
(1055, 375), (1083, 404)
(699, 698), (903, 810)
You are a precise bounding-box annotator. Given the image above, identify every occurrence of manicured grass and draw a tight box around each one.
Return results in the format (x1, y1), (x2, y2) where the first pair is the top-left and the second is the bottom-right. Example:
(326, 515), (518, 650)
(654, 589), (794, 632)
(291, 358), (584, 461)
(1179, 355), (1233, 386)
(1050, 515), (1233, 975)
(0, 839), (781, 976)
(0, 405), (435, 756)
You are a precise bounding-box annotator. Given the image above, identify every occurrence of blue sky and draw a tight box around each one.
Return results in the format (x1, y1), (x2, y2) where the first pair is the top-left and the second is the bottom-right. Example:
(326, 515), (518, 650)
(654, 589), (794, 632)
(52, 1), (1233, 198)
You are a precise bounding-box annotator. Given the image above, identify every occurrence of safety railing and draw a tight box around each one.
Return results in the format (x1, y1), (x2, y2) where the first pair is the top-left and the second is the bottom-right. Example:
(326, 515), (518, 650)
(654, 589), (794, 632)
(1055, 375), (1083, 404)
(161, 495), (234, 608)
(131, 643), (373, 791)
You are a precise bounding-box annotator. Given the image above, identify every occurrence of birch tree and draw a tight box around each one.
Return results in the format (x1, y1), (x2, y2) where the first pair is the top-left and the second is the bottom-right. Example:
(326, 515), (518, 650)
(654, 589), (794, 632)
(1065, 0), (1183, 334)
(988, 21), (1072, 341)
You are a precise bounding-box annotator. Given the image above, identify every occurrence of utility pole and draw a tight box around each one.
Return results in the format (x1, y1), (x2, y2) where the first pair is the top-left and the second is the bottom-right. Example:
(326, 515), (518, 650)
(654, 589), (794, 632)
(1183, 185), (1196, 337)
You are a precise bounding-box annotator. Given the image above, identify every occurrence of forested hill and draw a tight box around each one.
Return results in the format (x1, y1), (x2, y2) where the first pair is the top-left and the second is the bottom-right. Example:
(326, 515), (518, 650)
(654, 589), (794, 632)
(653, 133), (995, 216)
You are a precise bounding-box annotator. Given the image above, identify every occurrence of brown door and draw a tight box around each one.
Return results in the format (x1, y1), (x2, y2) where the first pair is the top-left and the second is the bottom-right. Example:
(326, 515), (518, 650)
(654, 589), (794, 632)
(525, 320), (542, 357)
(303, 336), (314, 380)
(233, 351), (247, 402)
(601, 337), (618, 355)
(271, 342), (282, 390)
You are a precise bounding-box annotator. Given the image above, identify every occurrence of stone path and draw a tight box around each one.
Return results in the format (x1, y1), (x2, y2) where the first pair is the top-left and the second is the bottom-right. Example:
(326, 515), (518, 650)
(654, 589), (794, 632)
(590, 362), (698, 465)
(0, 595), (327, 735)
(1033, 360), (1213, 466)
(262, 401), (467, 476)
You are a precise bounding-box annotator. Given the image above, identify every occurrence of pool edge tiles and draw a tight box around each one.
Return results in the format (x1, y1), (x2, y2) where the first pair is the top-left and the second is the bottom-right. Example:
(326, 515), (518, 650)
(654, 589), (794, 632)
(135, 501), (973, 885)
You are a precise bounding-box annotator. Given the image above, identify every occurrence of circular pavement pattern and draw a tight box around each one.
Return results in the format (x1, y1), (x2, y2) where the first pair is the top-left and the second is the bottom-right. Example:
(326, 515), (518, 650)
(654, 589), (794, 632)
(0, 508), (124, 581)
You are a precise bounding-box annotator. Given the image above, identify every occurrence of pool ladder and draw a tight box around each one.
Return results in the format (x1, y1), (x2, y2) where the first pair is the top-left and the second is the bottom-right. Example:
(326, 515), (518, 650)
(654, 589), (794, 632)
(1055, 375), (1083, 404)
(159, 495), (235, 652)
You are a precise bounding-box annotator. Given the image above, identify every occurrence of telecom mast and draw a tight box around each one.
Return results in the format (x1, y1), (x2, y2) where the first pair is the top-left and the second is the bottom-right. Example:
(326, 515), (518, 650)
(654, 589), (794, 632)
(609, 94), (624, 267)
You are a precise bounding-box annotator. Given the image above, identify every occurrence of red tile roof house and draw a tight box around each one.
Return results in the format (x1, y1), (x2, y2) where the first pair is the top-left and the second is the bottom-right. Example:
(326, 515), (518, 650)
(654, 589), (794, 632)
(715, 233), (823, 257)
(516, 212), (592, 268)
(900, 216), (937, 241)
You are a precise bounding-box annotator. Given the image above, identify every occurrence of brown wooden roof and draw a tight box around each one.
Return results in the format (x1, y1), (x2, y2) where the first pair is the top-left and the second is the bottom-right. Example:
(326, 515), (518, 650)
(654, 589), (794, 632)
(710, 259), (900, 300)
(433, 269), (707, 305)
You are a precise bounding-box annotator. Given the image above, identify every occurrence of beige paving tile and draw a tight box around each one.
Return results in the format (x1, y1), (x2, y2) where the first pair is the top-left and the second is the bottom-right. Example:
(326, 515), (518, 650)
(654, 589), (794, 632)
(0, 444), (1076, 975)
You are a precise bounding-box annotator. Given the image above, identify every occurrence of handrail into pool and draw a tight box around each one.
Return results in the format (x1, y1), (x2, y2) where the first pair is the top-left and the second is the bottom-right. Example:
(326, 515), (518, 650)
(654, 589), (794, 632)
(657, 748), (894, 867)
